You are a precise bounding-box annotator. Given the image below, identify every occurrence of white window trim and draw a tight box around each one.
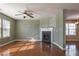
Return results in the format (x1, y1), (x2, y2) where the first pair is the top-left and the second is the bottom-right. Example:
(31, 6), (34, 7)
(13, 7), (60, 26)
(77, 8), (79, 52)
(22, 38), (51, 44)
(0, 18), (11, 38)
(66, 23), (76, 36)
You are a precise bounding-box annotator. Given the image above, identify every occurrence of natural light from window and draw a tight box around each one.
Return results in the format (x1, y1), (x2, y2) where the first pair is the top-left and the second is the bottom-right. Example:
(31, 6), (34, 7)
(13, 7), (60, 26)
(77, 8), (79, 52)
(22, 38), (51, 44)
(3, 19), (10, 37)
(66, 23), (76, 35)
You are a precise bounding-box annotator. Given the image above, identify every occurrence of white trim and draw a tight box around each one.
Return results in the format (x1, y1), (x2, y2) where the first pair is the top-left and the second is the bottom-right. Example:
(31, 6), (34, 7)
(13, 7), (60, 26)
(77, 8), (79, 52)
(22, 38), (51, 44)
(40, 28), (53, 43)
(53, 42), (65, 50)
(0, 38), (41, 47)
(15, 38), (41, 42)
(0, 40), (15, 47)
(0, 39), (65, 51)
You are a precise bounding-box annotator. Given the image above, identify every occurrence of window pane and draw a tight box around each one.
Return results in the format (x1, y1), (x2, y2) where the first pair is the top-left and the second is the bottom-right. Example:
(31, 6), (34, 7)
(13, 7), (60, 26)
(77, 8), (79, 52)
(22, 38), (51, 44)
(69, 24), (74, 27)
(66, 29), (68, 35)
(69, 24), (75, 29)
(66, 24), (69, 35)
(0, 18), (1, 38)
(3, 29), (10, 37)
(3, 20), (10, 28)
(69, 30), (76, 35)
(66, 23), (76, 35)
(3, 20), (10, 37)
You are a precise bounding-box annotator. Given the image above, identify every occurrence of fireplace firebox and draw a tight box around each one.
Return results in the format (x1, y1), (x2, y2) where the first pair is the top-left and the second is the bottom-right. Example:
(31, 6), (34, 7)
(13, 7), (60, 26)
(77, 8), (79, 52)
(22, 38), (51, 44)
(42, 31), (51, 43)
(40, 28), (53, 44)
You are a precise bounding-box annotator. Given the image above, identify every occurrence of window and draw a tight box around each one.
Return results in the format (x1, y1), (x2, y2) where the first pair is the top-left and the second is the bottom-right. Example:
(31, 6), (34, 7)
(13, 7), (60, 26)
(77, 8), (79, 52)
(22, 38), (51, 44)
(66, 23), (76, 35)
(0, 18), (1, 38)
(0, 18), (10, 38)
(3, 19), (10, 37)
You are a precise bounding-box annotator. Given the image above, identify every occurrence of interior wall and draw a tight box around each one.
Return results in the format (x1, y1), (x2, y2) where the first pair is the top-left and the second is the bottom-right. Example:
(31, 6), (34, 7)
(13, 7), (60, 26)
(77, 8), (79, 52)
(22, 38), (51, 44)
(0, 13), (16, 45)
(40, 17), (56, 43)
(16, 17), (56, 42)
(40, 9), (65, 49)
(40, 17), (56, 28)
(15, 20), (40, 41)
(65, 19), (79, 41)
(54, 9), (65, 48)
(15, 9), (65, 49)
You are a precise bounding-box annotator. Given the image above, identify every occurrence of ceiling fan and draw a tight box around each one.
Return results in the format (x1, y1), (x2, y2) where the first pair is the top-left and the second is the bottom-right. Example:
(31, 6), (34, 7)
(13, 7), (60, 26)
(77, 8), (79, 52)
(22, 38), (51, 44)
(15, 9), (34, 19)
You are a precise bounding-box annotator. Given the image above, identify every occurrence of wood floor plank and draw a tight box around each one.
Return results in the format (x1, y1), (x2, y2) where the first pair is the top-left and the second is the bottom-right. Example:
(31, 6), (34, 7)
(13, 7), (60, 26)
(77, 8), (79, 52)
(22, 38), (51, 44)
(0, 41), (65, 56)
(66, 41), (79, 56)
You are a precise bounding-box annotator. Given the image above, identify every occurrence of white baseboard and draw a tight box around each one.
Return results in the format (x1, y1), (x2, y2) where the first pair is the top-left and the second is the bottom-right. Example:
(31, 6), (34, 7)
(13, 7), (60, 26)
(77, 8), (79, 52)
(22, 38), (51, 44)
(0, 40), (15, 47)
(0, 38), (41, 47)
(0, 38), (65, 51)
(15, 38), (41, 42)
(53, 42), (65, 50)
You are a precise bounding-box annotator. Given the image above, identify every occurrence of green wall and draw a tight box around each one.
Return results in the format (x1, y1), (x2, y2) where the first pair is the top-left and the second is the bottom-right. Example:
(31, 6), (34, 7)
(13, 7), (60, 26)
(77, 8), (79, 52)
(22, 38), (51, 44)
(40, 17), (56, 42)
(40, 17), (56, 28)
(16, 17), (56, 41)
(0, 13), (16, 45)
(16, 20), (40, 40)
(54, 9), (65, 48)
(40, 9), (65, 49)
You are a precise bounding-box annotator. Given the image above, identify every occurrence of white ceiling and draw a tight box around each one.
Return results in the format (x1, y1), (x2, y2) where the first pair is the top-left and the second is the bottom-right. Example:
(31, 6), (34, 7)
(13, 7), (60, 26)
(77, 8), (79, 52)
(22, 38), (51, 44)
(0, 3), (79, 20)
(65, 10), (79, 19)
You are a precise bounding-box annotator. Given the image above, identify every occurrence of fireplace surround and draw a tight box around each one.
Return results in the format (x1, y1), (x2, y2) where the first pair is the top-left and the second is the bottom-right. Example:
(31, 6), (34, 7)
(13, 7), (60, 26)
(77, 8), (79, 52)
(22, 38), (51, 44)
(40, 28), (53, 43)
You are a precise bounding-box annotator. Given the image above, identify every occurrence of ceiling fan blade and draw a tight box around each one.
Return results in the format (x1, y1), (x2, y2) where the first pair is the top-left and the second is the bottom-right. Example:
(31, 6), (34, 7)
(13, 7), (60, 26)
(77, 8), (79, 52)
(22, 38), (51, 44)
(27, 14), (34, 18)
(16, 9), (34, 18)
(27, 12), (33, 15)
(23, 16), (26, 19)
(29, 16), (34, 18)
(27, 10), (34, 12)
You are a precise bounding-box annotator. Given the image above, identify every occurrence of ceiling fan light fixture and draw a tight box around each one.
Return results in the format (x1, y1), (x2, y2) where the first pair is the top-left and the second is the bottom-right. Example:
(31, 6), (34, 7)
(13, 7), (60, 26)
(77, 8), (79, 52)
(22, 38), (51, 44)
(23, 16), (26, 19)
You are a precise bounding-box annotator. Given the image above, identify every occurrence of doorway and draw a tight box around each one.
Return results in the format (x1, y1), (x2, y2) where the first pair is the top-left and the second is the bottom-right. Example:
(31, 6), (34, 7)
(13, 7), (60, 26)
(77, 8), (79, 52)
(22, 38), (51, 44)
(64, 10), (79, 56)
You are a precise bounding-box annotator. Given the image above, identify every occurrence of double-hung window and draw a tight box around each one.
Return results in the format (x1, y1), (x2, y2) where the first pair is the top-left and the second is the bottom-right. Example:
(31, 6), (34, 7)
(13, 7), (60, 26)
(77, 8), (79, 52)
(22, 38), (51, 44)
(3, 19), (10, 37)
(66, 23), (76, 35)
(0, 18), (10, 38)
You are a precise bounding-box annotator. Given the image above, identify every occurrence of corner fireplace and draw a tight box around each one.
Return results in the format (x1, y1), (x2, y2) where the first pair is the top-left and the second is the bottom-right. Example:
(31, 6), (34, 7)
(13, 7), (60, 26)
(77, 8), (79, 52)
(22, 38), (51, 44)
(42, 31), (51, 43)
(40, 28), (53, 43)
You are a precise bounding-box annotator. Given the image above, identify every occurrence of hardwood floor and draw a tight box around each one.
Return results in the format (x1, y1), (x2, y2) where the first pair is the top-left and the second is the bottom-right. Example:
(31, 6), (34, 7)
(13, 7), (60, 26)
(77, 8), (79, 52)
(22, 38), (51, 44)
(66, 41), (79, 56)
(0, 41), (65, 56)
